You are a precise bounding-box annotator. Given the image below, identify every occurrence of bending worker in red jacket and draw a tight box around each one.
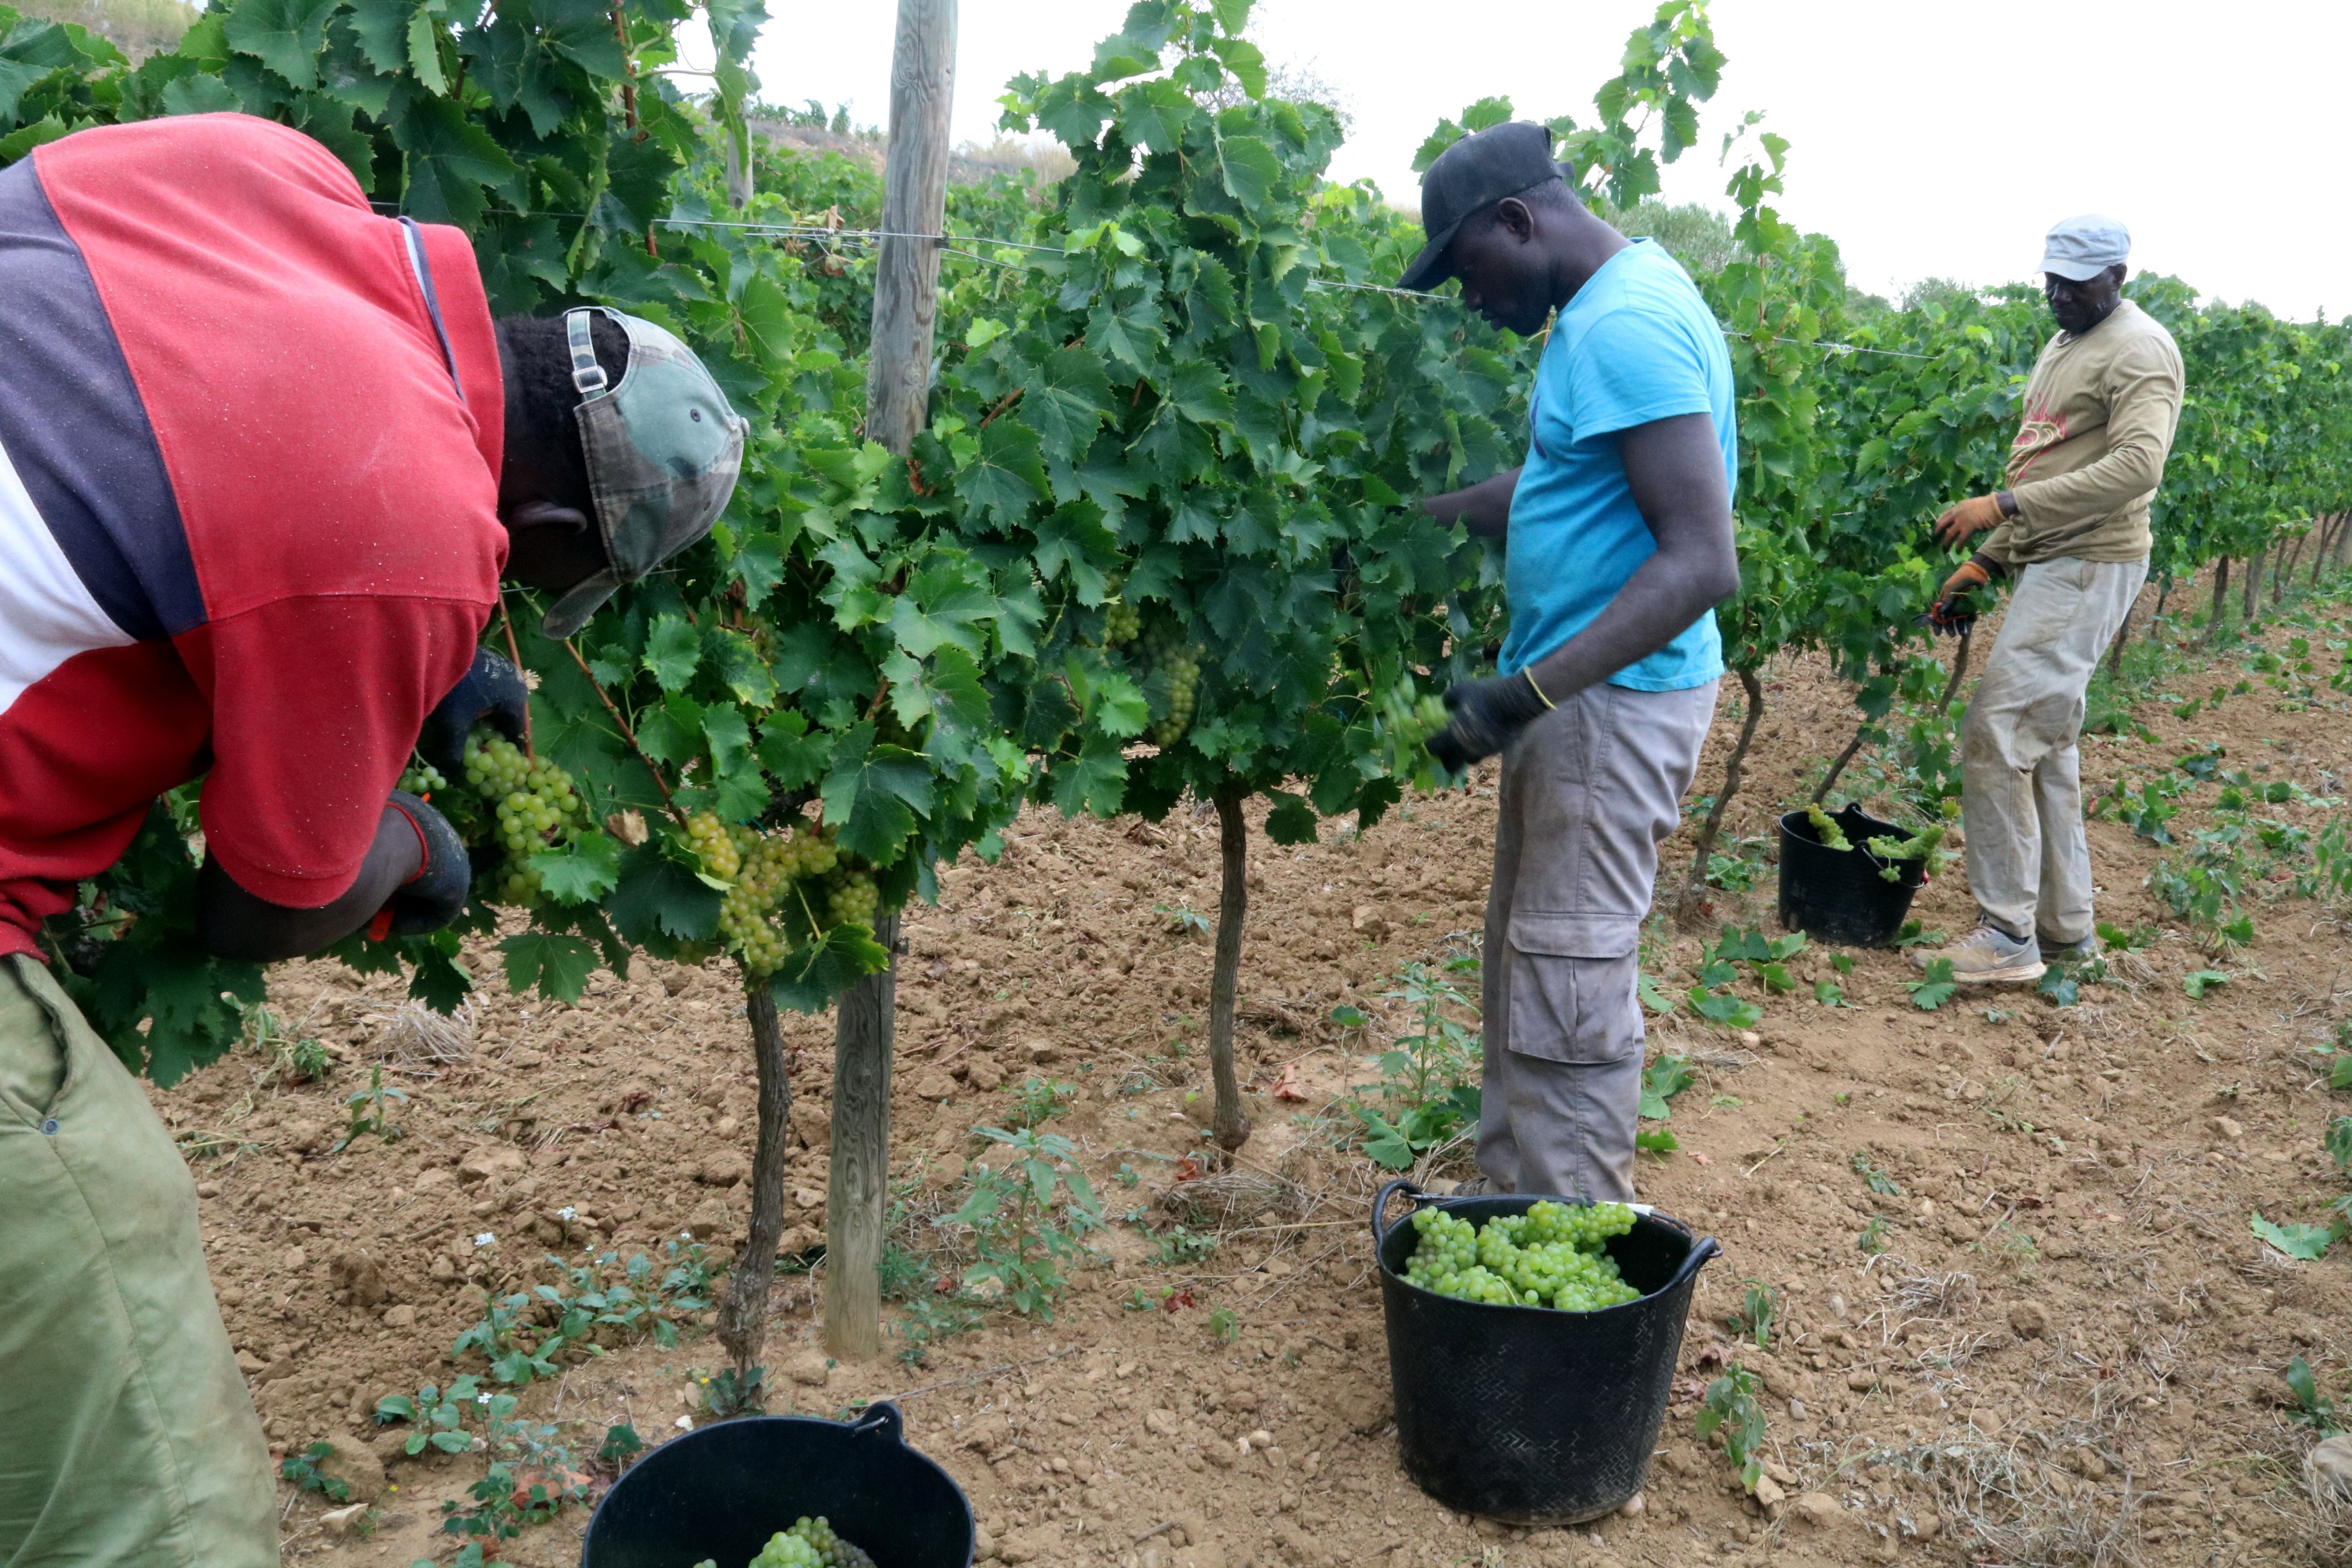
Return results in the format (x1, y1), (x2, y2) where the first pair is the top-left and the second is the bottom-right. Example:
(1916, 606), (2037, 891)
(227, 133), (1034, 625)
(0, 113), (744, 1566)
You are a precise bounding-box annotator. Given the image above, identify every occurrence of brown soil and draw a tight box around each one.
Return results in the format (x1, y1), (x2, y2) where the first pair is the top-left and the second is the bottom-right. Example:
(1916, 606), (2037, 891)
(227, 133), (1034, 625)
(164, 577), (2352, 1568)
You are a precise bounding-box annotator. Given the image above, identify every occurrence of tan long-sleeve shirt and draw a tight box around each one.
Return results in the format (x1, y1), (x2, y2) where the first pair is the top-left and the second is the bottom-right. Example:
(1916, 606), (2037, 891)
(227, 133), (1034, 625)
(1980, 300), (2185, 566)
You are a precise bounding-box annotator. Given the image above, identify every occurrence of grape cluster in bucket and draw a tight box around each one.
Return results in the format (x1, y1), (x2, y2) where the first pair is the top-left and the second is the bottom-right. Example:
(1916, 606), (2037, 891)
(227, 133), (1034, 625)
(688, 1514), (874, 1568)
(1402, 1200), (1642, 1311)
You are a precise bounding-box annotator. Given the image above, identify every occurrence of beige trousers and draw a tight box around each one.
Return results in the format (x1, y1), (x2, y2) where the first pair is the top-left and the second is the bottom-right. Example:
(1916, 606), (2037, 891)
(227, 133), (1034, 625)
(1959, 556), (2147, 943)
(0, 955), (279, 1568)
(1478, 679), (1718, 1202)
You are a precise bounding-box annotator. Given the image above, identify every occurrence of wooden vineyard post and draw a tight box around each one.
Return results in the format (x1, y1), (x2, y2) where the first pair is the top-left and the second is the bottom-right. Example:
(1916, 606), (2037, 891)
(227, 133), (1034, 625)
(2242, 547), (2265, 624)
(826, 911), (900, 1360)
(862, 0), (957, 454)
(827, 0), (955, 1362)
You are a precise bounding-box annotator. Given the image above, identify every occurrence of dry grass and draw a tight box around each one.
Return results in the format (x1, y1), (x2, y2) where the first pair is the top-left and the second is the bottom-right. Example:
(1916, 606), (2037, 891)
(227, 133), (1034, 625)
(1881, 1258), (1980, 1320)
(1156, 1166), (1309, 1228)
(363, 999), (475, 1064)
(1926, 1433), (2147, 1568)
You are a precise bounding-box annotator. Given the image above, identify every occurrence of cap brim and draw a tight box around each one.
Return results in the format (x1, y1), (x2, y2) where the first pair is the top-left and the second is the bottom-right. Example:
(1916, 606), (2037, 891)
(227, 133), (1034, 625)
(1397, 219), (1464, 293)
(538, 567), (627, 641)
(2039, 255), (2113, 282)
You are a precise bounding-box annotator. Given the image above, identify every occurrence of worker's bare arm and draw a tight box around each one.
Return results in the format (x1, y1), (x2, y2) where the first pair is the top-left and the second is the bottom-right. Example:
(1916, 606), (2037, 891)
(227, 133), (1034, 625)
(1420, 466), (1522, 540)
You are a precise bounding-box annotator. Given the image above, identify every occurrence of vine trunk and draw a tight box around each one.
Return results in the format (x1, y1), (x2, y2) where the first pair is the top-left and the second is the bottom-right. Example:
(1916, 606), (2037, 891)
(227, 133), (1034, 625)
(716, 978), (790, 1385)
(1678, 667), (1765, 925)
(1206, 789), (1252, 1161)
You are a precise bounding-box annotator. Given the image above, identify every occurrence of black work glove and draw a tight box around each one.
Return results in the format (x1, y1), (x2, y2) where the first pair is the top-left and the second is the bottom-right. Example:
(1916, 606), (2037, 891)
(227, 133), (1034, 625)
(1427, 670), (1553, 774)
(1925, 556), (1999, 636)
(417, 647), (529, 780)
(379, 790), (470, 937)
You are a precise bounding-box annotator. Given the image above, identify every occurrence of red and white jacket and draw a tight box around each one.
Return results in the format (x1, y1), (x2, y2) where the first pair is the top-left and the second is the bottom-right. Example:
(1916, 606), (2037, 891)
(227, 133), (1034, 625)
(0, 113), (507, 956)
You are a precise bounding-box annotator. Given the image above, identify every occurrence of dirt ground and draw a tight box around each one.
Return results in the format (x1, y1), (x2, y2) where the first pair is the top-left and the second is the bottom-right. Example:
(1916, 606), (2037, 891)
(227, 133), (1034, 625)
(161, 574), (2352, 1568)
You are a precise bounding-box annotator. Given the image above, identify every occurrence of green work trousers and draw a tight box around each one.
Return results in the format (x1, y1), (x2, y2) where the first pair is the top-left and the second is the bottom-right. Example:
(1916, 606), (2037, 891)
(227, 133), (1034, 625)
(0, 954), (278, 1567)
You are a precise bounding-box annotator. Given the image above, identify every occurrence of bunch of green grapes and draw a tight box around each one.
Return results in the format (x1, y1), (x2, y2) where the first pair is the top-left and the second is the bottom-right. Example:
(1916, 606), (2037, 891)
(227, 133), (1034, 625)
(825, 867), (878, 929)
(461, 731), (584, 905)
(686, 809), (741, 880)
(1102, 599), (1141, 646)
(397, 759), (448, 797)
(710, 819), (860, 976)
(1139, 620), (1202, 747)
(705, 1515), (872, 1568)
(1378, 679), (1451, 755)
(1402, 1200), (1642, 1312)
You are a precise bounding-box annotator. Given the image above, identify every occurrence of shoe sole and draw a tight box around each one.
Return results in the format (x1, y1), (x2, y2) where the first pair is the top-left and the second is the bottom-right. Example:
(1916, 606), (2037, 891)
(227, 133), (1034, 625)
(1951, 960), (2047, 985)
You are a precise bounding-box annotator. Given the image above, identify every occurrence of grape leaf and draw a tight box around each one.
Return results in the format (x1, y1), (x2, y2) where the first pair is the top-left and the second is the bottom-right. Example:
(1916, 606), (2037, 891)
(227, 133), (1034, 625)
(222, 0), (339, 88)
(957, 418), (1047, 529)
(820, 723), (935, 865)
(766, 923), (894, 1015)
(529, 831), (622, 905)
(1215, 129), (1278, 211)
(606, 846), (721, 946)
(2251, 1211), (2334, 1261)
(498, 932), (597, 1003)
(643, 614), (701, 692)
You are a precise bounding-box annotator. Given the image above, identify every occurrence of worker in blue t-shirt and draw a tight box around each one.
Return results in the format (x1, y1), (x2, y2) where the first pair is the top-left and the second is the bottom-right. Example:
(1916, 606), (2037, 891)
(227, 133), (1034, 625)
(1404, 122), (1740, 1203)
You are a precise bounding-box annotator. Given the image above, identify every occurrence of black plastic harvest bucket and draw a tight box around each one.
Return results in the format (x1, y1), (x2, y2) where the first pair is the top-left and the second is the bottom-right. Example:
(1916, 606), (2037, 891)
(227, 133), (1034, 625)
(1374, 1180), (1719, 1526)
(1777, 803), (1926, 949)
(580, 1402), (973, 1568)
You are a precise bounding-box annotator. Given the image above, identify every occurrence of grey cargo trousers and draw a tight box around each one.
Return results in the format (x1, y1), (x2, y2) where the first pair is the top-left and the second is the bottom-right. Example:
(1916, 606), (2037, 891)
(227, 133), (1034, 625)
(1477, 678), (1718, 1202)
(1960, 557), (2147, 943)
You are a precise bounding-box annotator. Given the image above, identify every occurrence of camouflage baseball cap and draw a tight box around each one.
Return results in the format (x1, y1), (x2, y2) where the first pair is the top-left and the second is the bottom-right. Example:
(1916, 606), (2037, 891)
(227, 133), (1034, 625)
(539, 306), (749, 640)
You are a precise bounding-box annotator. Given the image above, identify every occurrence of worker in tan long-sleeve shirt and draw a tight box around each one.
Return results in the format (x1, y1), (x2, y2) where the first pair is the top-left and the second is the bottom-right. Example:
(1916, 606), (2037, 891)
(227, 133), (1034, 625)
(1916, 214), (2185, 984)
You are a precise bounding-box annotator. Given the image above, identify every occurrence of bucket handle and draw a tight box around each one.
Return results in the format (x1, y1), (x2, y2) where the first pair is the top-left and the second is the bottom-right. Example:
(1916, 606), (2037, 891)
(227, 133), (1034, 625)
(1662, 1233), (1723, 1294)
(1370, 1177), (1431, 1251)
(846, 1401), (904, 1445)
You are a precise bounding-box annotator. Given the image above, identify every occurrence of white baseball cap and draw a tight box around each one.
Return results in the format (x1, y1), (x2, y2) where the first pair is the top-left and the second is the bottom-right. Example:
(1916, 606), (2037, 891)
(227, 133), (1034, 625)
(2040, 214), (2130, 282)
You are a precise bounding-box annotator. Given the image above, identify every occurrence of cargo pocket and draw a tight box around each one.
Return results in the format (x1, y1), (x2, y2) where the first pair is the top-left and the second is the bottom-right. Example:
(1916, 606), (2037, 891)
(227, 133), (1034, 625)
(0, 958), (67, 1125)
(1503, 916), (1642, 1066)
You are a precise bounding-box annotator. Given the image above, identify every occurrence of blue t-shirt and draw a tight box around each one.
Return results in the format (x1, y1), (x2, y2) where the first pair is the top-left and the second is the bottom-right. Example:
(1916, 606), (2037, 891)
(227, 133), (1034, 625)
(1498, 239), (1735, 690)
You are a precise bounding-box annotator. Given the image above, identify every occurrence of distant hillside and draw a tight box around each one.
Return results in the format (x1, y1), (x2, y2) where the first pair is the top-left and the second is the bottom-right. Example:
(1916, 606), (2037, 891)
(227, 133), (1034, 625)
(14, 0), (194, 58)
(753, 118), (1075, 190)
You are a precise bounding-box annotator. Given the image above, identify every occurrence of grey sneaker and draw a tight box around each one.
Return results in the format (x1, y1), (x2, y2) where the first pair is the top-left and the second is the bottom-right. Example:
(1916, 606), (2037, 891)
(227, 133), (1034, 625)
(2038, 929), (2100, 964)
(1446, 1175), (1498, 1197)
(1911, 922), (2046, 984)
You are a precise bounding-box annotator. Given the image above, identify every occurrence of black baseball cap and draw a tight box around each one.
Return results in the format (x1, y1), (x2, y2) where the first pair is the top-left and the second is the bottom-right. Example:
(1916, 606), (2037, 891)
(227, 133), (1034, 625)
(1397, 121), (1569, 293)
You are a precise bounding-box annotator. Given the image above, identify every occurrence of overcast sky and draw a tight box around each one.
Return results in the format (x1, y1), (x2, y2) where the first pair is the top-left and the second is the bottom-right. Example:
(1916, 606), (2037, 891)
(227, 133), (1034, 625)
(748, 1), (2348, 321)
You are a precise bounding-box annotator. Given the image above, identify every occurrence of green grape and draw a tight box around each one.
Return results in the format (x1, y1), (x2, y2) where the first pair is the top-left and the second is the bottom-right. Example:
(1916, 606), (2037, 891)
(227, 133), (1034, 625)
(1103, 600), (1141, 645)
(1401, 1201), (1642, 1312)
(1146, 641), (1202, 748)
(825, 868), (879, 930)
(461, 729), (583, 905)
(397, 759), (448, 796)
(711, 819), (859, 976)
(744, 1516), (875, 1568)
(687, 809), (741, 879)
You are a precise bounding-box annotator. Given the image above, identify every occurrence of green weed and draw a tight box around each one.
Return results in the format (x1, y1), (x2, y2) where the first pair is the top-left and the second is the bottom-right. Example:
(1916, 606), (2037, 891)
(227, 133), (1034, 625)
(1349, 957), (1483, 1171)
(279, 1440), (352, 1502)
(1726, 1280), (1777, 1349)
(952, 1125), (1103, 1319)
(1696, 1362), (1768, 1493)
